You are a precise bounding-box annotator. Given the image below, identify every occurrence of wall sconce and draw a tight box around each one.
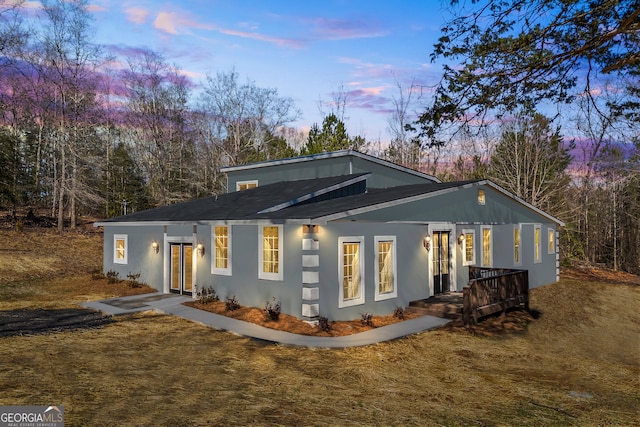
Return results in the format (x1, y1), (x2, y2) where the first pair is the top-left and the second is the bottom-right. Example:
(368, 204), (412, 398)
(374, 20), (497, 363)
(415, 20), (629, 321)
(457, 233), (465, 246)
(151, 240), (159, 254)
(423, 235), (431, 251)
(196, 242), (205, 257)
(303, 224), (318, 234)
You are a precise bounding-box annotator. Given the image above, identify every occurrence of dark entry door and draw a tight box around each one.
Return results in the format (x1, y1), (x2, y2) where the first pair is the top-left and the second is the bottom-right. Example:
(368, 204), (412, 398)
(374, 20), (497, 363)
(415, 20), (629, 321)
(170, 243), (193, 295)
(432, 231), (450, 294)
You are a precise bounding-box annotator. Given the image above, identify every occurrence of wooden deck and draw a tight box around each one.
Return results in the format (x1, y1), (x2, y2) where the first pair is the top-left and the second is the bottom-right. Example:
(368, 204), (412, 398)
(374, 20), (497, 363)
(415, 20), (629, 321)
(407, 292), (463, 320)
(407, 267), (530, 325)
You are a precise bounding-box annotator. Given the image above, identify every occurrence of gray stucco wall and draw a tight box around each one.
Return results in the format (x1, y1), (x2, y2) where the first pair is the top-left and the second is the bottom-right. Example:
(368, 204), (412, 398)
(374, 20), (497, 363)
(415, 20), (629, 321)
(102, 225), (165, 291)
(226, 154), (435, 192)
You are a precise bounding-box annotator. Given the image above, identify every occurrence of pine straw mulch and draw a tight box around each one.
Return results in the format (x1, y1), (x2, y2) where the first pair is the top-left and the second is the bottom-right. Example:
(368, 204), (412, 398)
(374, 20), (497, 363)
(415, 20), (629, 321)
(184, 299), (420, 337)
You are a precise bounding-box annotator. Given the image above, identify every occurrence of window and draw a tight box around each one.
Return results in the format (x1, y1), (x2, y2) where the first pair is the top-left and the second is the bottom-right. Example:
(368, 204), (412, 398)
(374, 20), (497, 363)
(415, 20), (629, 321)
(514, 225), (522, 266)
(534, 225), (542, 263)
(236, 180), (258, 191)
(113, 234), (128, 264)
(375, 236), (397, 301)
(477, 189), (485, 205)
(461, 229), (475, 266)
(481, 226), (492, 267)
(259, 225), (283, 280)
(338, 236), (365, 308)
(212, 225), (232, 276)
(548, 228), (556, 254)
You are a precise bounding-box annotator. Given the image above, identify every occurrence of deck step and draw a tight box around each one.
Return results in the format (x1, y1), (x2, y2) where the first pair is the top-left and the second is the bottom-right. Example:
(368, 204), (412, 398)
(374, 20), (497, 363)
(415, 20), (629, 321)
(406, 304), (462, 320)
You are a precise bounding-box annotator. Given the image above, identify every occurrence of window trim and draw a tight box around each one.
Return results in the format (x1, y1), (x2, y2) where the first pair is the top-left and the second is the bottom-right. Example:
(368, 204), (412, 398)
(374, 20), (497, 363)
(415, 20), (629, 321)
(481, 226), (492, 267)
(461, 229), (475, 266)
(534, 224), (542, 264)
(547, 227), (556, 255)
(212, 225), (232, 276)
(259, 224), (283, 281)
(514, 224), (522, 266)
(338, 236), (365, 308)
(236, 180), (258, 191)
(113, 234), (128, 265)
(477, 189), (486, 205)
(374, 236), (397, 301)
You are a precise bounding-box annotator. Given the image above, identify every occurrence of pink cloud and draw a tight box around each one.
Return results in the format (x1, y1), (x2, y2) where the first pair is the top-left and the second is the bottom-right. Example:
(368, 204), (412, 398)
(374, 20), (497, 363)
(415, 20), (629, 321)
(87, 4), (106, 13)
(153, 10), (221, 35)
(125, 7), (149, 25)
(217, 27), (305, 49)
(311, 17), (386, 40)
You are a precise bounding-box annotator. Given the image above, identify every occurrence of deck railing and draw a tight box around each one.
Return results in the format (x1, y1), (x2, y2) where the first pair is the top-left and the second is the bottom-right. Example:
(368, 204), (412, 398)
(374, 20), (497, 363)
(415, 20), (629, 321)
(463, 267), (529, 327)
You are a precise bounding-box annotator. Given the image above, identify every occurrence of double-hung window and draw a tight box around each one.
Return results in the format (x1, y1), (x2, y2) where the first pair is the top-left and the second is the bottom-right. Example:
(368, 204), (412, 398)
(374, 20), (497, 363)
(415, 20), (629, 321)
(481, 226), (492, 267)
(212, 225), (232, 275)
(514, 225), (522, 266)
(338, 236), (364, 308)
(461, 229), (475, 266)
(534, 225), (542, 263)
(114, 234), (128, 264)
(259, 225), (283, 280)
(374, 236), (397, 301)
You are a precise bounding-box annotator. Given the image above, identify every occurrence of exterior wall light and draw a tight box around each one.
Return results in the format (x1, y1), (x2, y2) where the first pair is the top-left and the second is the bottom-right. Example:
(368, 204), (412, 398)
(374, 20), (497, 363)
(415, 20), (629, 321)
(151, 240), (159, 254)
(423, 235), (431, 251)
(303, 224), (318, 234)
(196, 242), (205, 257)
(458, 233), (465, 246)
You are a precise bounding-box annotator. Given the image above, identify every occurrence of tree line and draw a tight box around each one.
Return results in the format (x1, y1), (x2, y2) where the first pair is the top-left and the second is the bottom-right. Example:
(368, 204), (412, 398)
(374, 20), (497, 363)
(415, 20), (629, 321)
(0, 0), (638, 274)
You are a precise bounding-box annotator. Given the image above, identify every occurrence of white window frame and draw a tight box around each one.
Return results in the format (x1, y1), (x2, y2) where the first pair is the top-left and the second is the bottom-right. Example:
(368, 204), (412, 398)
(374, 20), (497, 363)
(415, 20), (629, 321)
(236, 180), (258, 191)
(477, 189), (486, 205)
(374, 236), (397, 301)
(481, 226), (492, 267)
(547, 227), (556, 255)
(212, 225), (232, 276)
(259, 224), (283, 281)
(514, 224), (522, 266)
(534, 224), (542, 264)
(338, 236), (365, 308)
(461, 229), (475, 266)
(113, 234), (128, 264)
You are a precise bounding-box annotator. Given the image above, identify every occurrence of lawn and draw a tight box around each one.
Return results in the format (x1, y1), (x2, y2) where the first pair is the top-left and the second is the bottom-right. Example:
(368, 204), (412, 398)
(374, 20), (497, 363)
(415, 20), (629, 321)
(0, 229), (638, 426)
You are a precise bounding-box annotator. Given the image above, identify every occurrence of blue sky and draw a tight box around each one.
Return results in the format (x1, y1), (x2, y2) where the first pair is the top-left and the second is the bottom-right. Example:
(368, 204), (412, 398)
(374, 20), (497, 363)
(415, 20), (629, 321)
(87, 0), (448, 142)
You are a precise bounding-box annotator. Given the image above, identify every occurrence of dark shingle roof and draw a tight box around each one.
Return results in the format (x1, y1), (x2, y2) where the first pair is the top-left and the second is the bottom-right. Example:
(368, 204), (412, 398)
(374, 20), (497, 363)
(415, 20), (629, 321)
(96, 173), (482, 224)
(97, 174), (371, 223)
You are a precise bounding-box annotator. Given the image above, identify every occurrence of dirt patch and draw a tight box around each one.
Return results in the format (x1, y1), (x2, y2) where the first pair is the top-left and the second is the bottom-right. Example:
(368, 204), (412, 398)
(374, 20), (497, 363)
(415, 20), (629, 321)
(185, 299), (419, 336)
(0, 308), (113, 337)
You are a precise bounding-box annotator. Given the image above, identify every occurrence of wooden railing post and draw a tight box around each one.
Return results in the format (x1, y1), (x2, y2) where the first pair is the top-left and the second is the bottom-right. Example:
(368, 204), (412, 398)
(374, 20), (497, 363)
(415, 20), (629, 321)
(463, 287), (471, 327)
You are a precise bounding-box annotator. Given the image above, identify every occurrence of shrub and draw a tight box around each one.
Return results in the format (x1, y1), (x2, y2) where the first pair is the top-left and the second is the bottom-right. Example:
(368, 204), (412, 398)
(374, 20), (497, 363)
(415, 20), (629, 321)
(263, 297), (281, 321)
(196, 286), (219, 304)
(318, 316), (331, 332)
(225, 295), (240, 311)
(126, 272), (143, 288)
(361, 312), (373, 327)
(393, 306), (405, 320)
(105, 270), (120, 284)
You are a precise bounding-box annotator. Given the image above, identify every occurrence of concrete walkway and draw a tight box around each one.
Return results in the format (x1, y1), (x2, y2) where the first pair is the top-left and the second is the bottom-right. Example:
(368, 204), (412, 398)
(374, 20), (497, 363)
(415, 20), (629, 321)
(81, 293), (451, 348)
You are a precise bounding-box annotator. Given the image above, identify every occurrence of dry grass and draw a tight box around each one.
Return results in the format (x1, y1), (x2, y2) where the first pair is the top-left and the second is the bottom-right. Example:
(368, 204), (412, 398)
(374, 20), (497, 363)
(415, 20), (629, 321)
(1, 230), (639, 426)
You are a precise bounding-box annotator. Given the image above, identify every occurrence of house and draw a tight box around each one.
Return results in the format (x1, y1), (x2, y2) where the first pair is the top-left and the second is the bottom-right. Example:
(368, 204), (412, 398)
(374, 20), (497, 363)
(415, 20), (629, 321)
(95, 150), (563, 322)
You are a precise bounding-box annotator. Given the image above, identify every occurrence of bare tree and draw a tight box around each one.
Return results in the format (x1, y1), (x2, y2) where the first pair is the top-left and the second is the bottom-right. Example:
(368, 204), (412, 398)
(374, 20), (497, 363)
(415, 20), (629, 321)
(199, 68), (299, 166)
(489, 112), (573, 214)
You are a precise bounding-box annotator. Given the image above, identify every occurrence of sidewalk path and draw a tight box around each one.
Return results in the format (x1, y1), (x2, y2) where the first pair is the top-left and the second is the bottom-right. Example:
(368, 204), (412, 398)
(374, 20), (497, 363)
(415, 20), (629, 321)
(82, 293), (451, 348)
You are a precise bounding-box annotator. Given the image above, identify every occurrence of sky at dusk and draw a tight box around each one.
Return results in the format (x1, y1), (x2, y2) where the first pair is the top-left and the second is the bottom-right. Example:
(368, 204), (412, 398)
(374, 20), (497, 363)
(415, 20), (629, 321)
(86, 0), (449, 143)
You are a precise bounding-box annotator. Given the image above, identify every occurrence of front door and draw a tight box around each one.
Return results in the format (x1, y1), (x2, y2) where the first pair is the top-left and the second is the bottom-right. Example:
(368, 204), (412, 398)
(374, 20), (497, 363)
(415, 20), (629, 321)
(170, 243), (193, 295)
(432, 231), (450, 294)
